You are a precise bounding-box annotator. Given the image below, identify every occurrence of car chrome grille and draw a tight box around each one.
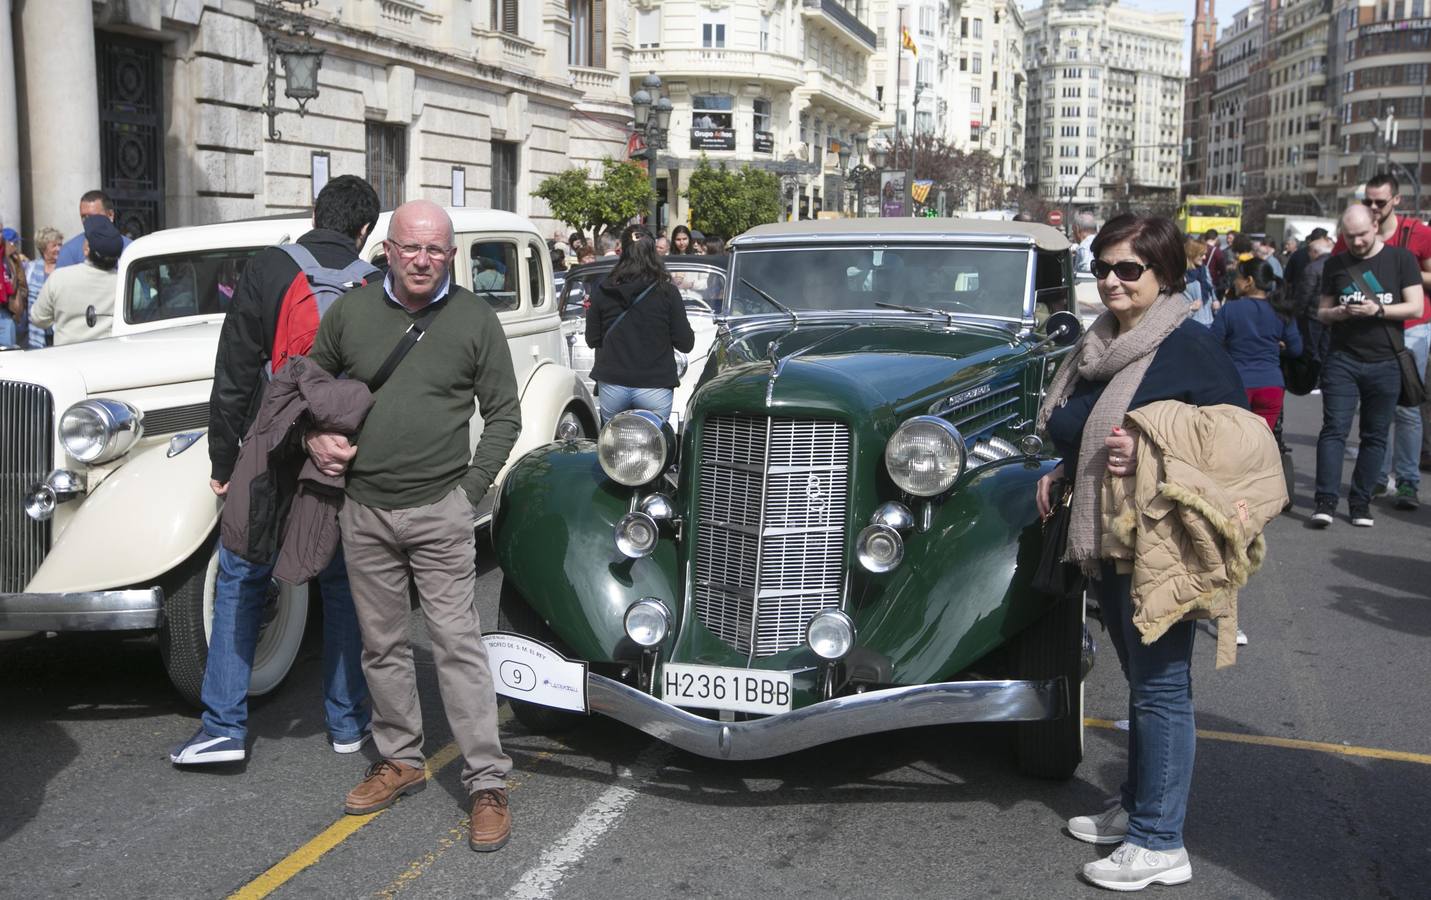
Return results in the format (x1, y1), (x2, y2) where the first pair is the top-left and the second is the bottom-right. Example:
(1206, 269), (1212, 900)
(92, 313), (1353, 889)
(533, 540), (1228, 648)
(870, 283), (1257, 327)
(943, 381), (1021, 435)
(694, 415), (850, 657)
(1, 380), (54, 593)
(141, 402), (209, 435)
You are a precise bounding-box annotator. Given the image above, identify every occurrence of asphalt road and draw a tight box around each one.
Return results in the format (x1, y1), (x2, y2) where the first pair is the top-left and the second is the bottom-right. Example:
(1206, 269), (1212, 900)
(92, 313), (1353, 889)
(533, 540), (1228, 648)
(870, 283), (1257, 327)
(3, 395), (1429, 899)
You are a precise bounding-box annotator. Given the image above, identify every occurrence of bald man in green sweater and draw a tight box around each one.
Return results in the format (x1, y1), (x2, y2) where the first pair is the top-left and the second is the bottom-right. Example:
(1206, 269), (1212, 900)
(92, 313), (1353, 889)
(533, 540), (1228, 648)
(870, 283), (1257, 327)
(305, 200), (520, 851)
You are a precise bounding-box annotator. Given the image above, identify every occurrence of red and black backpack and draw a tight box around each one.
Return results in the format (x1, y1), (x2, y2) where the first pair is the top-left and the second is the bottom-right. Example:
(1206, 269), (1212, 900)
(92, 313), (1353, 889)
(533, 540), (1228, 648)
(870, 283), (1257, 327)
(269, 243), (380, 375)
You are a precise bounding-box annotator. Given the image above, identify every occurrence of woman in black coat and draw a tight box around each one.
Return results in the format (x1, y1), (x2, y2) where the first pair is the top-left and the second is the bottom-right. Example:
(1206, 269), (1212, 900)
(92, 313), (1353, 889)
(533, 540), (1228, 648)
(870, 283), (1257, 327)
(585, 226), (695, 423)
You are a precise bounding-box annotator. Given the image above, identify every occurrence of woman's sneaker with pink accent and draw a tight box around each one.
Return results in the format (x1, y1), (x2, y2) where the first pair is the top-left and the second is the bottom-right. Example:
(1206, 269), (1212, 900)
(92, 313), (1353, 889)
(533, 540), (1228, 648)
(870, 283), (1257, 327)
(1082, 842), (1192, 891)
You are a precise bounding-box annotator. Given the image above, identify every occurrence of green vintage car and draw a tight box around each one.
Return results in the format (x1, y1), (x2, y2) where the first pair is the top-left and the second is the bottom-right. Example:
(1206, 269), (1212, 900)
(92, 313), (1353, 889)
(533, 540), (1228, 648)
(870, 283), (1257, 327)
(488, 218), (1091, 778)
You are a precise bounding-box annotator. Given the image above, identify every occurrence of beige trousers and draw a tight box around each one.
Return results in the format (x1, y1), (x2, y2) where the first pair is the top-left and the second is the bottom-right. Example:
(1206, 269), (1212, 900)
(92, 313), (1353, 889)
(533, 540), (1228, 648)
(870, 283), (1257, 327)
(339, 486), (510, 793)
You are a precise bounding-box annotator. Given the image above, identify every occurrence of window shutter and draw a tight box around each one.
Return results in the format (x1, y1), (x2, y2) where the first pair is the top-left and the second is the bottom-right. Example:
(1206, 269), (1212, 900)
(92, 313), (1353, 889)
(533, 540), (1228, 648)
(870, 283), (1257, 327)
(592, 0), (606, 68)
(503, 0), (519, 34)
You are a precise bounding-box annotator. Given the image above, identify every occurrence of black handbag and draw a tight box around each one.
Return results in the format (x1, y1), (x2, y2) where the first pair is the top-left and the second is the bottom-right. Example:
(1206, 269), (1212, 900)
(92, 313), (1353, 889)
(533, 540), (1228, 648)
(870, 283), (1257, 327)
(1032, 479), (1086, 597)
(1347, 265), (1426, 408)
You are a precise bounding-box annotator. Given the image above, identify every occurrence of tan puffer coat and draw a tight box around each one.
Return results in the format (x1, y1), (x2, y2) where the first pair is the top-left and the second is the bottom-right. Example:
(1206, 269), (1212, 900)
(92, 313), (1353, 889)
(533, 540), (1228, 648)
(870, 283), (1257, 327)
(1100, 400), (1287, 667)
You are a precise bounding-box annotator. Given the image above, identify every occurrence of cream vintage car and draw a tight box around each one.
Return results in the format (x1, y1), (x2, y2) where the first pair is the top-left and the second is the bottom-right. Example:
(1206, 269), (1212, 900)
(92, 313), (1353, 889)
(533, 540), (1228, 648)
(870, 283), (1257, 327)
(0, 208), (597, 704)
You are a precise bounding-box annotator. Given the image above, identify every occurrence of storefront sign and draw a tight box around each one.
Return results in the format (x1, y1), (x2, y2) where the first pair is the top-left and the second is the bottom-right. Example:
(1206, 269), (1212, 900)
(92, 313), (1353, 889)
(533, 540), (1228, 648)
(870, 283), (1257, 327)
(754, 130), (774, 154)
(880, 171), (909, 217)
(691, 127), (736, 151)
(1360, 18), (1430, 35)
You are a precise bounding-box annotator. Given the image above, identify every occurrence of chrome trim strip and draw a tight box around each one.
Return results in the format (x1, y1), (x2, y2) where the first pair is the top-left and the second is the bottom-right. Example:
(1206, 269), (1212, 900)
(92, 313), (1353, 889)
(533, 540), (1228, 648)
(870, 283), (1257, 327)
(0, 589), (164, 631)
(586, 673), (1069, 761)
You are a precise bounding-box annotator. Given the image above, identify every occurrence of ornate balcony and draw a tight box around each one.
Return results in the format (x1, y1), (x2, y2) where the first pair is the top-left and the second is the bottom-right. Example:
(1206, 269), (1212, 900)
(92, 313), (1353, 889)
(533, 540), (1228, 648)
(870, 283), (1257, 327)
(631, 48), (805, 89)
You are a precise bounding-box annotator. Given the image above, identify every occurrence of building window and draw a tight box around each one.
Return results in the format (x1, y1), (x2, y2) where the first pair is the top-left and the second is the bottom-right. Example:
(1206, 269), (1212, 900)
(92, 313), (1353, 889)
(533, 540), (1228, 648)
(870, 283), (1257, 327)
(918, 58), (934, 88)
(568, 1), (606, 67)
(973, 17), (983, 39)
(961, 17), (969, 39)
(959, 55), (968, 72)
(365, 122), (406, 211)
(701, 10), (729, 48)
(491, 0), (518, 35)
(971, 86), (980, 104)
(972, 54), (981, 74)
(692, 94), (735, 150)
(760, 13), (771, 51)
(920, 5), (936, 36)
(637, 6), (660, 49)
(753, 98), (773, 152)
(491, 140), (518, 212)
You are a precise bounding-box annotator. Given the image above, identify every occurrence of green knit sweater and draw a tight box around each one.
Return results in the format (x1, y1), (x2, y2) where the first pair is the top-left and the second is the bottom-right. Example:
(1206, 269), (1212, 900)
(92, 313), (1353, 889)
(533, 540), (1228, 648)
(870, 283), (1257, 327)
(308, 282), (521, 510)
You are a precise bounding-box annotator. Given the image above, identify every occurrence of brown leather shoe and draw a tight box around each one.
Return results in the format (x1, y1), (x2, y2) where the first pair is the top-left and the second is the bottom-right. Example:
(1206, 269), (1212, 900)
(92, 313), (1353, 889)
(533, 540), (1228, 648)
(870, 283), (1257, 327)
(468, 787), (511, 851)
(344, 759), (426, 815)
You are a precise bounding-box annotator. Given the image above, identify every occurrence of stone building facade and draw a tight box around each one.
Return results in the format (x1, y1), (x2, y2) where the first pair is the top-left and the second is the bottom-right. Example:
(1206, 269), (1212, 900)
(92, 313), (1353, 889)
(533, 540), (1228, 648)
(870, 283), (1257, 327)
(1206, 2), (1262, 196)
(3, 0), (634, 246)
(1023, 0), (1185, 216)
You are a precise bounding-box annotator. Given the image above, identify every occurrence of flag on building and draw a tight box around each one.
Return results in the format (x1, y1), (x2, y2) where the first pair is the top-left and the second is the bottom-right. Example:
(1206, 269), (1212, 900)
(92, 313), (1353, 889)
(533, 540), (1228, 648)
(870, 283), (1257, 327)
(901, 27), (917, 55)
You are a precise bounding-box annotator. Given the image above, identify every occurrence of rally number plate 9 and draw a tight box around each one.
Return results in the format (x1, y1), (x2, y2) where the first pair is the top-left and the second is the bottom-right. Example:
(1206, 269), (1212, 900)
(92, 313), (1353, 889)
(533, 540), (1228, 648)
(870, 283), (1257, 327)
(660, 663), (794, 716)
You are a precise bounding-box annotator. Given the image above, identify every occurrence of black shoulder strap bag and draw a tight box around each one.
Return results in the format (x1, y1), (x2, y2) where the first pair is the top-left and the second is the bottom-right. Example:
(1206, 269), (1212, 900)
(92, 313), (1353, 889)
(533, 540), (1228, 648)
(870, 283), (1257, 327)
(602, 282), (658, 341)
(367, 299), (447, 392)
(1032, 478), (1085, 597)
(1346, 264), (1425, 408)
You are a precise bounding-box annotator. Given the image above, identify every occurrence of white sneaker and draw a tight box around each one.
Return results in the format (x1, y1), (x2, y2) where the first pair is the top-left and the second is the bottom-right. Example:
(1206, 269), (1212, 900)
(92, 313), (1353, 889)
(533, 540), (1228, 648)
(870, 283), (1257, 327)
(1067, 800), (1129, 845)
(1236, 628), (1248, 646)
(1083, 842), (1192, 891)
(331, 731), (372, 754)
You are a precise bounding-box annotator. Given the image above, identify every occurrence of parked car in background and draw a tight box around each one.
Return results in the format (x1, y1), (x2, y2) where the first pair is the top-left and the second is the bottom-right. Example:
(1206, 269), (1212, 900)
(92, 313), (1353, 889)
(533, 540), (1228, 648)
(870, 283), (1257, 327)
(489, 218), (1093, 778)
(0, 209), (596, 705)
(558, 255), (729, 425)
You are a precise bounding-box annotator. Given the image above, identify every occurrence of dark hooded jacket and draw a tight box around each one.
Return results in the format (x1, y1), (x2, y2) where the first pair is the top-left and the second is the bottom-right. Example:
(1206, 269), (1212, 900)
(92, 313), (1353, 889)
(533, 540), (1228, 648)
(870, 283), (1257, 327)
(585, 277), (694, 388)
(220, 356), (373, 585)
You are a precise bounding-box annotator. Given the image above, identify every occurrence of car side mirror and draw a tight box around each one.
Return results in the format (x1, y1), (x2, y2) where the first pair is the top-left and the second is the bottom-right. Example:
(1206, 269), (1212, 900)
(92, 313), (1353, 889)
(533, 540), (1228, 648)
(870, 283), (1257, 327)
(1035, 310), (1082, 349)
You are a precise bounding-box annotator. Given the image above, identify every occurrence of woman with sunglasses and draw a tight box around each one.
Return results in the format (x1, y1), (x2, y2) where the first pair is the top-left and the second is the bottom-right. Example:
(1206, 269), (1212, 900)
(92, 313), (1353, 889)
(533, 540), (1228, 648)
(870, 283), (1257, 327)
(586, 226), (695, 423)
(1036, 214), (1250, 892)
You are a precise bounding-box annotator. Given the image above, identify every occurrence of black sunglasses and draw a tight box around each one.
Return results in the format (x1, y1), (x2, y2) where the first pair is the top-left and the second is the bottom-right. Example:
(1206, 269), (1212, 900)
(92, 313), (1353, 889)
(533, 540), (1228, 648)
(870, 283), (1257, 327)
(1091, 259), (1151, 282)
(1362, 197), (1392, 209)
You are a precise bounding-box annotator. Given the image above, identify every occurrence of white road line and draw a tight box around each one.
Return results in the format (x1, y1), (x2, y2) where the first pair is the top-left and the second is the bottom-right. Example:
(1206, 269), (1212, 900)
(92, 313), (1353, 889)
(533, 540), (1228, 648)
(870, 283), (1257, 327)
(506, 745), (668, 900)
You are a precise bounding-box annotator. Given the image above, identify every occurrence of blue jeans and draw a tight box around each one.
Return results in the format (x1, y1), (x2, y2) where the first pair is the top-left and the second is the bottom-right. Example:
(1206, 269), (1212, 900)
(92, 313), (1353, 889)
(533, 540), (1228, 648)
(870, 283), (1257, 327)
(598, 383), (674, 424)
(0, 314), (14, 347)
(1098, 563), (1197, 851)
(1315, 351), (1401, 508)
(200, 542), (370, 743)
(1380, 323), (1429, 490)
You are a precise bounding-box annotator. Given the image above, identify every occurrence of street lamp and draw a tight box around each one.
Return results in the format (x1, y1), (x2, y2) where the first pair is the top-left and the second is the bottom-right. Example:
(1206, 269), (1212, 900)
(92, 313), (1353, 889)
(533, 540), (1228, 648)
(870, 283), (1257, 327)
(843, 134), (875, 218)
(258, 0), (326, 141)
(1064, 142), (1181, 236)
(631, 72), (672, 229)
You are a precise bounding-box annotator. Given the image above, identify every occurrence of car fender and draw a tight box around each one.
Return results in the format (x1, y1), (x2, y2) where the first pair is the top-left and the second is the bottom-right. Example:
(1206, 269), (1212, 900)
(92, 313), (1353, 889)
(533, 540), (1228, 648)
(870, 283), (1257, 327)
(851, 459), (1060, 685)
(509, 360), (598, 460)
(26, 434), (218, 594)
(493, 442), (679, 662)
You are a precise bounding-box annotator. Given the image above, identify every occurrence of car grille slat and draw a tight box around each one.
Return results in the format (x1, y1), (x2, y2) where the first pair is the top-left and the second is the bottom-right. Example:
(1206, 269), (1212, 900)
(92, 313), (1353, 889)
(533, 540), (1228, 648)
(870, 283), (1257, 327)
(695, 415), (850, 658)
(1, 380), (54, 593)
(141, 402), (209, 435)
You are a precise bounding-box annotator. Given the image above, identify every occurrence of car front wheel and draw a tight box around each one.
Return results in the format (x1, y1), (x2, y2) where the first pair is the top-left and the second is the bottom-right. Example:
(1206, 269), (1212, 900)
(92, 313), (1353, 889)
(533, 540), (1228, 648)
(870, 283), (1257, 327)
(158, 538), (309, 707)
(1012, 589), (1086, 779)
(497, 580), (585, 734)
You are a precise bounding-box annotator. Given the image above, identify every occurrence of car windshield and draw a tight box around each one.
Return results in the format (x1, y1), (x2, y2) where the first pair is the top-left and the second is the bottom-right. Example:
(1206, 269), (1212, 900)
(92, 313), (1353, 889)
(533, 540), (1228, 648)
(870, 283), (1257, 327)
(560, 264), (728, 319)
(126, 248), (262, 324)
(729, 245), (1031, 319)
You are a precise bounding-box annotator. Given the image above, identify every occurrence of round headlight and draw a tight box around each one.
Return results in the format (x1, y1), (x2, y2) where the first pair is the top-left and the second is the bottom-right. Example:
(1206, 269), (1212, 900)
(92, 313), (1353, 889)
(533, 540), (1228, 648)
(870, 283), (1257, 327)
(806, 609), (856, 660)
(856, 523), (904, 573)
(884, 416), (965, 497)
(597, 410), (669, 486)
(615, 511), (660, 559)
(624, 598), (672, 647)
(59, 399), (144, 464)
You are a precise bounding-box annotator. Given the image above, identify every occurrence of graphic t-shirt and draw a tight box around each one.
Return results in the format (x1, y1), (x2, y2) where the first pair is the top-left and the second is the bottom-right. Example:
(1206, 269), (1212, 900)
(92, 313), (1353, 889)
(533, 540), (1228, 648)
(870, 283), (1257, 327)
(1320, 244), (1423, 362)
(1332, 216), (1431, 327)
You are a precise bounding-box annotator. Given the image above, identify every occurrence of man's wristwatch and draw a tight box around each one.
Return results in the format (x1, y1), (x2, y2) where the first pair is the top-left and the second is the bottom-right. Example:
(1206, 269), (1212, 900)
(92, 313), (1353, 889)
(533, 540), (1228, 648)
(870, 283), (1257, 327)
(1376, 304), (1386, 318)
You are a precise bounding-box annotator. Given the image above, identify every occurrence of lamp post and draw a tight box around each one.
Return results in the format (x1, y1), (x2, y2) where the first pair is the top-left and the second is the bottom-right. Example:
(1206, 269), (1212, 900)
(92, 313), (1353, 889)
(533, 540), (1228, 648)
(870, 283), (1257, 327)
(257, 0), (326, 141)
(843, 133), (874, 218)
(631, 72), (672, 230)
(1064, 142), (1181, 237)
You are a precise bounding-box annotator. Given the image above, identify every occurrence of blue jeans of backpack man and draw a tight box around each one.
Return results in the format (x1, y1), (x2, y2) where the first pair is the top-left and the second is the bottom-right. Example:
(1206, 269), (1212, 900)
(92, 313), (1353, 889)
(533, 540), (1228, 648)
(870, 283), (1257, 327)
(200, 542), (370, 744)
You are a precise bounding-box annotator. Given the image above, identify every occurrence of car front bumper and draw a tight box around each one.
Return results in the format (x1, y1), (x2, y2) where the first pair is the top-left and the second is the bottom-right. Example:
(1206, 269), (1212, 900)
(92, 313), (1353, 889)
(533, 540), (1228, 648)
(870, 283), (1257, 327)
(586, 673), (1070, 761)
(0, 589), (163, 632)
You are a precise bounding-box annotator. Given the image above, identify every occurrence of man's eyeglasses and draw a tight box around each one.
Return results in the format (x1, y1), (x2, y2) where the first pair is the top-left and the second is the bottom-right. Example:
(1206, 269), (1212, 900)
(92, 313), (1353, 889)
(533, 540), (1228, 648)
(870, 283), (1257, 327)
(1091, 259), (1151, 282)
(387, 241), (454, 260)
(1362, 197), (1392, 209)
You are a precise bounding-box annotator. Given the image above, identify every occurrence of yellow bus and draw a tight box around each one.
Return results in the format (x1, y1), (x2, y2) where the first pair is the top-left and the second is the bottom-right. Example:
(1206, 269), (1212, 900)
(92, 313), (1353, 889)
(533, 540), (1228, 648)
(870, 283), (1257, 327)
(1176, 196), (1243, 237)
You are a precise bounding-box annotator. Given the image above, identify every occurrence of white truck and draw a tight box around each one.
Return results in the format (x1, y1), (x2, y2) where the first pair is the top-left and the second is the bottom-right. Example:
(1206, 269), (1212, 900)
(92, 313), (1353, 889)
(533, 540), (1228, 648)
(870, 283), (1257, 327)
(1264, 214), (1337, 247)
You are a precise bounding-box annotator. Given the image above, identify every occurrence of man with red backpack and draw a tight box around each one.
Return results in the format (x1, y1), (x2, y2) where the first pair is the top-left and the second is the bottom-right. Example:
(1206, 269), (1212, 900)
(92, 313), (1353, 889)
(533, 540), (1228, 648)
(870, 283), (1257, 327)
(171, 175), (382, 765)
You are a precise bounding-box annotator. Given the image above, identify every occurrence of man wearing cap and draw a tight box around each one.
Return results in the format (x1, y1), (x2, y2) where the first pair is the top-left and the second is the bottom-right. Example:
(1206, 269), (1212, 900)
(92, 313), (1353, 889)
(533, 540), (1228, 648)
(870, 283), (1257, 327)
(30, 216), (123, 345)
(56, 189), (132, 268)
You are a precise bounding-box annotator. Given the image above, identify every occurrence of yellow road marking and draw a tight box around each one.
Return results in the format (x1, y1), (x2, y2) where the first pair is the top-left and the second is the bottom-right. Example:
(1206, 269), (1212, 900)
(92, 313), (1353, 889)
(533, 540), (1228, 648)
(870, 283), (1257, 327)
(230, 708), (513, 900)
(1086, 718), (1431, 766)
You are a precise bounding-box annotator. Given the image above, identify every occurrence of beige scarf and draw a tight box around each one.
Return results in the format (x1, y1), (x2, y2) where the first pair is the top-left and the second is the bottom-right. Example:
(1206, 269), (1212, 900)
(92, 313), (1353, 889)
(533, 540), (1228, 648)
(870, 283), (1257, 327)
(1036, 294), (1190, 575)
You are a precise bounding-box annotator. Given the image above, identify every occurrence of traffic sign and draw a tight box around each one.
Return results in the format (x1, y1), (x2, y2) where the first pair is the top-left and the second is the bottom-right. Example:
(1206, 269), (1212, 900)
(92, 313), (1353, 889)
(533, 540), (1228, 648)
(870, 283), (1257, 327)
(1047, 209), (1064, 228)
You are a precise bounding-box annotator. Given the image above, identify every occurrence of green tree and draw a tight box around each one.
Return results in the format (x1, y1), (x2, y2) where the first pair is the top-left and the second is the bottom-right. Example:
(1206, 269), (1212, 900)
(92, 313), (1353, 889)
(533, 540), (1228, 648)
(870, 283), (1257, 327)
(532, 156), (654, 243)
(687, 156), (783, 239)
